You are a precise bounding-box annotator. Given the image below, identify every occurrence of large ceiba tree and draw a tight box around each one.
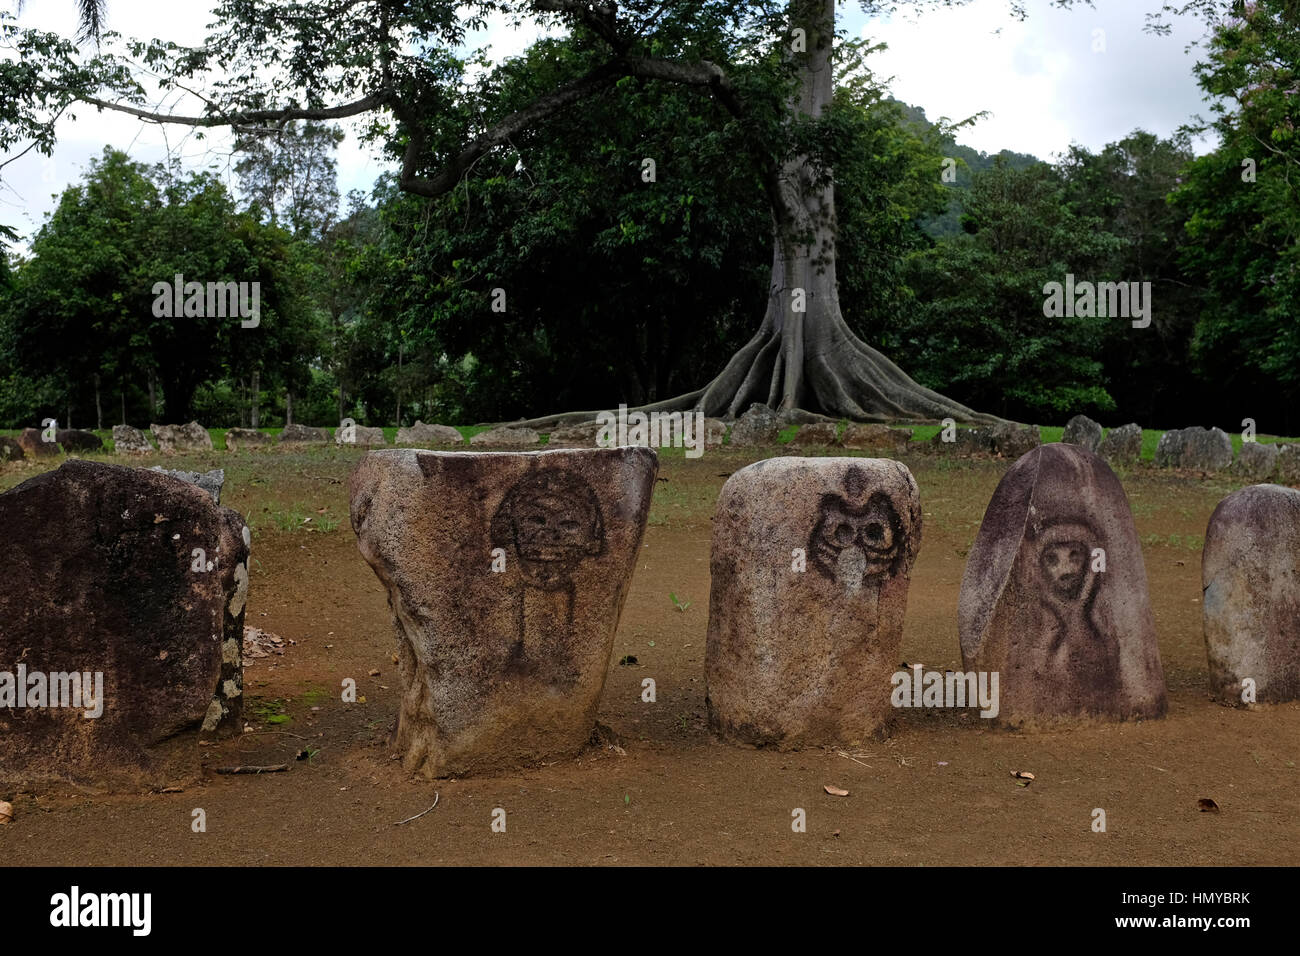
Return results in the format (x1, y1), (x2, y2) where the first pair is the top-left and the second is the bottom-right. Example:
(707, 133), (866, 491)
(1, 0), (1228, 424)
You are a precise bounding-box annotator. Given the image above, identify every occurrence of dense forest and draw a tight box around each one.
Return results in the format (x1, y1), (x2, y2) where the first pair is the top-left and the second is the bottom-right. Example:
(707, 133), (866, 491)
(1, 1), (1296, 431)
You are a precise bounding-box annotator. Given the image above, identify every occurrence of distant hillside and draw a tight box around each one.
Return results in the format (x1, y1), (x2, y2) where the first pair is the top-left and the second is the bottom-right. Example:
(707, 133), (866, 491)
(892, 100), (1043, 238)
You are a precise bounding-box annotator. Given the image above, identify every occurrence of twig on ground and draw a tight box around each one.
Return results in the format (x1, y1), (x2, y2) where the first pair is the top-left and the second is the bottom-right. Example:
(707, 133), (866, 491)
(215, 764), (289, 775)
(393, 793), (440, 826)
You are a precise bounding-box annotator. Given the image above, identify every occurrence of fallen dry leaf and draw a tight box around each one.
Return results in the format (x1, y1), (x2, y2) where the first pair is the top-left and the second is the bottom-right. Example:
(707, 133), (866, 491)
(824, 784), (850, 797)
(1197, 798), (1220, 813)
(0, 800), (13, 824)
(1011, 770), (1036, 781)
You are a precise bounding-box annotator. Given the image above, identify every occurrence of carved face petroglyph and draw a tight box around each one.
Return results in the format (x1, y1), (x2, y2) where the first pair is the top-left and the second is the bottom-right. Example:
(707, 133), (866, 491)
(1032, 520), (1100, 607)
(491, 469), (606, 590)
(809, 467), (904, 589)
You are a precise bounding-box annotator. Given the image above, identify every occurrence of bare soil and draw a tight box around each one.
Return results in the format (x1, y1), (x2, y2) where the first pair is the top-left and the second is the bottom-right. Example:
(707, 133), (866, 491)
(3, 445), (1298, 865)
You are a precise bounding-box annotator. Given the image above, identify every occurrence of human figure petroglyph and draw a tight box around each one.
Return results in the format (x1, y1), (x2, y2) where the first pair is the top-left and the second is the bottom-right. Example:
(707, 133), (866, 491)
(807, 466), (905, 592)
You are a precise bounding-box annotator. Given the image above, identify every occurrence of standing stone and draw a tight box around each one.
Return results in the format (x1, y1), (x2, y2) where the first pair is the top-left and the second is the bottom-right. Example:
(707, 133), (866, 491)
(278, 423), (329, 443)
(112, 424), (154, 456)
(1098, 423), (1142, 465)
(56, 429), (103, 453)
(1062, 414), (1103, 452)
(0, 436), (23, 462)
(224, 427), (272, 451)
(706, 457), (922, 747)
(349, 446), (657, 777)
(1155, 426), (1233, 472)
(395, 421), (464, 446)
(959, 443), (1166, 724)
(1233, 442), (1279, 481)
(788, 423), (839, 447)
(149, 467), (225, 504)
(18, 427), (59, 458)
(991, 422), (1040, 459)
(728, 403), (781, 447)
(1203, 484), (1300, 703)
(704, 418), (727, 447)
(151, 421), (214, 454)
(840, 423), (912, 453)
(1277, 444), (1300, 484)
(0, 460), (249, 788)
(469, 425), (541, 447)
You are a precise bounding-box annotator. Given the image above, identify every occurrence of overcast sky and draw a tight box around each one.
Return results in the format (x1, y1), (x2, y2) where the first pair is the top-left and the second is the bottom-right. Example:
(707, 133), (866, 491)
(0, 0), (1217, 250)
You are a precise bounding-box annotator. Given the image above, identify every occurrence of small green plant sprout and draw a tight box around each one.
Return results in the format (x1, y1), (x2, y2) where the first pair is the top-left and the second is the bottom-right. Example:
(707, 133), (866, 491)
(670, 592), (691, 612)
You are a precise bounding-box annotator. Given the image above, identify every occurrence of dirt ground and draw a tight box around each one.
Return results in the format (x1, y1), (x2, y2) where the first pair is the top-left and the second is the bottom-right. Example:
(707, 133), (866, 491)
(4, 443), (1298, 866)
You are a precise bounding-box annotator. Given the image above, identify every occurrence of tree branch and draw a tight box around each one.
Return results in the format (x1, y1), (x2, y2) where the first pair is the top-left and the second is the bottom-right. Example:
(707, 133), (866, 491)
(77, 91), (393, 129)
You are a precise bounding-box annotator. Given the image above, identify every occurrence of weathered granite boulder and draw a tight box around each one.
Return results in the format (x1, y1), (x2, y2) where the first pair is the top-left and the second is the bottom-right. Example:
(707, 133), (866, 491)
(0, 436), (23, 462)
(704, 418), (727, 447)
(1062, 414), (1103, 453)
(148, 467), (225, 504)
(1277, 444), (1300, 484)
(991, 422), (1041, 459)
(56, 429), (102, 453)
(224, 427), (272, 452)
(959, 443), (1166, 724)
(706, 457), (922, 747)
(1155, 426), (1233, 472)
(395, 421), (464, 446)
(1203, 484), (1300, 704)
(728, 403), (781, 447)
(18, 427), (58, 458)
(336, 424), (386, 446)
(112, 424), (154, 456)
(0, 460), (249, 788)
(1098, 423), (1142, 465)
(545, 421), (603, 448)
(150, 421), (213, 455)
(469, 425), (541, 447)
(1233, 441), (1279, 481)
(840, 423), (912, 453)
(788, 423), (839, 447)
(349, 446), (657, 777)
(278, 423), (329, 443)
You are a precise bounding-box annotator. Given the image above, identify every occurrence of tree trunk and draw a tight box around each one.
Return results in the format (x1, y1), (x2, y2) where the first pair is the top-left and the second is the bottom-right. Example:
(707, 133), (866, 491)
(121, 390), (126, 426)
(93, 373), (103, 430)
(147, 372), (157, 420)
(251, 370), (261, 429)
(285, 388), (294, 426)
(511, 0), (1000, 430)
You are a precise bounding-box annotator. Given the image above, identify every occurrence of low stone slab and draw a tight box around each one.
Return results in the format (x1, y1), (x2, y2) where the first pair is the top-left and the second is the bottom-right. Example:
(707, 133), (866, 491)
(706, 457), (922, 747)
(0, 436), (23, 462)
(57, 429), (102, 453)
(1277, 444), (1300, 484)
(151, 421), (213, 454)
(932, 426), (993, 455)
(0, 460), (249, 788)
(1062, 414), (1102, 452)
(1098, 423), (1142, 465)
(18, 427), (58, 458)
(840, 423), (911, 453)
(279, 423), (329, 443)
(1155, 426), (1232, 472)
(112, 425), (154, 456)
(337, 424), (386, 446)
(469, 425), (541, 447)
(395, 421), (463, 446)
(149, 467), (225, 504)
(959, 443), (1167, 724)
(1233, 442), (1279, 481)
(1203, 484), (1300, 703)
(991, 422), (1040, 459)
(349, 446), (657, 777)
(224, 427), (272, 452)
(788, 423), (839, 447)
(545, 421), (603, 448)
(728, 403), (781, 447)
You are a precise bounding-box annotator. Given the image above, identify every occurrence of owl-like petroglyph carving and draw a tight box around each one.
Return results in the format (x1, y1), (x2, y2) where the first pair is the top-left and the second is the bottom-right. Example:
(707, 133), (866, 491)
(808, 466), (905, 589)
(490, 469), (606, 590)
